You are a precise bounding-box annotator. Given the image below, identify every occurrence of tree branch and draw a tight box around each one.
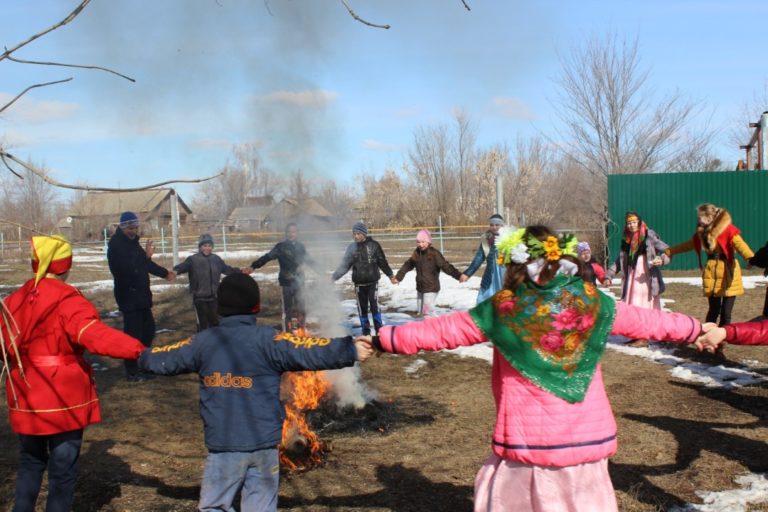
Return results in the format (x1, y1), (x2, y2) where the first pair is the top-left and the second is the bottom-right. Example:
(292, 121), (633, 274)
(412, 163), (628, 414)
(461, 0), (471, 11)
(6, 54), (136, 83)
(0, 78), (73, 114)
(0, 0), (92, 62)
(340, 0), (390, 29)
(0, 151), (224, 192)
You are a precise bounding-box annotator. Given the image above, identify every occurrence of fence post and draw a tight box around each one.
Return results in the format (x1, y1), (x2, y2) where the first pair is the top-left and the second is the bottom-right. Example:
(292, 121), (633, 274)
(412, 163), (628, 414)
(1, 232), (4, 259)
(103, 228), (108, 260)
(760, 111), (768, 170)
(222, 225), (227, 258)
(18, 226), (22, 252)
(438, 215), (444, 253)
(160, 227), (165, 256)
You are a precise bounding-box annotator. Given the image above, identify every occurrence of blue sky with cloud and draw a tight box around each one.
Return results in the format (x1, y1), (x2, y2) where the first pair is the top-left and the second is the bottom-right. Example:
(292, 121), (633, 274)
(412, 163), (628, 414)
(2, 1), (766, 201)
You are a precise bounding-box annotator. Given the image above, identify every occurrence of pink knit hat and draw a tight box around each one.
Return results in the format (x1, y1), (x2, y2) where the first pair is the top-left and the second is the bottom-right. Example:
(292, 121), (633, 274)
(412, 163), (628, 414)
(416, 229), (432, 244)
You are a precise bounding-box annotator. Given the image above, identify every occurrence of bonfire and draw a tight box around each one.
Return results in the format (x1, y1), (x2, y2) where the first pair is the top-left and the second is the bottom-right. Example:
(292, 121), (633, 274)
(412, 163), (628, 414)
(279, 328), (330, 471)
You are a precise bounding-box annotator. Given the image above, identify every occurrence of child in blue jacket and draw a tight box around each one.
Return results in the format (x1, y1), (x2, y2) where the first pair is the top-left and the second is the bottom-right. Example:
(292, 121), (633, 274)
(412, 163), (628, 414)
(138, 273), (373, 511)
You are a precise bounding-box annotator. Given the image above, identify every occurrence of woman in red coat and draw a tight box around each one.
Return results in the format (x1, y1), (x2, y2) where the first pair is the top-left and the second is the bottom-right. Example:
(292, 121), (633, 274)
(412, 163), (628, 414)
(1, 235), (146, 512)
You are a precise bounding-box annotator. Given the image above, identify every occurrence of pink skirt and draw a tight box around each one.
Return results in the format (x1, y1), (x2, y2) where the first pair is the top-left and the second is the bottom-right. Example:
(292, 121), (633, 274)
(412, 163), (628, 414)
(473, 453), (618, 512)
(624, 255), (661, 310)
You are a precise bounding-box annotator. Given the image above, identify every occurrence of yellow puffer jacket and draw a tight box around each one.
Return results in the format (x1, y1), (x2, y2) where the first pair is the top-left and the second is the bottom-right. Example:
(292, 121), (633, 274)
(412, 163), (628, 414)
(666, 209), (754, 297)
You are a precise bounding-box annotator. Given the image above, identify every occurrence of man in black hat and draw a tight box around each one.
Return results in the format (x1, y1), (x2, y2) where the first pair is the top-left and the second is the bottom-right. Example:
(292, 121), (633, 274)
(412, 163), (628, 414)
(138, 273), (374, 511)
(107, 211), (176, 381)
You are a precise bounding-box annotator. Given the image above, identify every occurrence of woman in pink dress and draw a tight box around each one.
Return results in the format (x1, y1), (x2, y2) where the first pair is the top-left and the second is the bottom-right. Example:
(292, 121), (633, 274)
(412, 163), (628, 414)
(604, 211), (670, 347)
(368, 225), (702, 512)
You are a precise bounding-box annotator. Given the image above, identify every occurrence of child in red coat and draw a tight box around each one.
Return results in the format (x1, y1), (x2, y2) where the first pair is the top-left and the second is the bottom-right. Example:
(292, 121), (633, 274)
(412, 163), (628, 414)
(0, 235), (146, 512)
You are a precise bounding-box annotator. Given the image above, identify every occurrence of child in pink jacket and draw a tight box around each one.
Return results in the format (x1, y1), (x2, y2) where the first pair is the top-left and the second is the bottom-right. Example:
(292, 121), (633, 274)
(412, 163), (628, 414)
(370, 225), (702, 512)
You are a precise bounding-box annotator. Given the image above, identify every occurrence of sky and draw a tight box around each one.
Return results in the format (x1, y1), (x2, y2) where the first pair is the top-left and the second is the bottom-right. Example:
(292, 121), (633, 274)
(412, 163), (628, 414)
(2, 1), (767, 204)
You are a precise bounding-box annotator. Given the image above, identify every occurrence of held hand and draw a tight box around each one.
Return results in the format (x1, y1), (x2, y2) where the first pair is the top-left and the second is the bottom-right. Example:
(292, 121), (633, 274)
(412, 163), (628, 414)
(241, 267), (253, 274)
(145, 239), (155, 259)
(354, 336), (375, 362)
(694, 326), (727, 353)
(390, 277), (399, 285)
(165, 270), (176, 282)
(459, 274), (469, 283)
(602, 278), (612, 287)
(651, 256), (663, 266)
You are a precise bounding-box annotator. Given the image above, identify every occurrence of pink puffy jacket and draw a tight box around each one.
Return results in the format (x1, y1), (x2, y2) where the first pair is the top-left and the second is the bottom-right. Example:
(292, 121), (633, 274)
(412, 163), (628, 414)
(378, 301), (700, 467)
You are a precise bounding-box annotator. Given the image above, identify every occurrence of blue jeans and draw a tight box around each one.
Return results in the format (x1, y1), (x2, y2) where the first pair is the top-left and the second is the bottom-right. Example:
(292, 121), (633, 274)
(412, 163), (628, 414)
(14, 429), (83, 512)
(198, 448), (279, 512)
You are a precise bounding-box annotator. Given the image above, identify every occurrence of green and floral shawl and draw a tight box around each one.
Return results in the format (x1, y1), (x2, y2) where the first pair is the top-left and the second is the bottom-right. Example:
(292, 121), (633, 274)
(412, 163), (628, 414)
(469, 274), (616, 403)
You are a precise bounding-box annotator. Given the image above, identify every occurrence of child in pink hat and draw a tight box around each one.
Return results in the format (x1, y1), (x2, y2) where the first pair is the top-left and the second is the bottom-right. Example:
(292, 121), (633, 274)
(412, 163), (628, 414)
(391, 229), (467, 316)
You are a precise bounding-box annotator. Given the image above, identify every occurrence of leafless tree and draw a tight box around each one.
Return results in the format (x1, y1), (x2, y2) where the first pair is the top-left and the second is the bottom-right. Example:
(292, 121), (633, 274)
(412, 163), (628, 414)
(407, 124), (457, 222)
(454, 109), (479, 221)
(288, 169), (313, 200)
(0, 160), (60, 233)
(729, 80), (768, 170)
(553, 33), (711, 178)
(317, 180), (358, 228)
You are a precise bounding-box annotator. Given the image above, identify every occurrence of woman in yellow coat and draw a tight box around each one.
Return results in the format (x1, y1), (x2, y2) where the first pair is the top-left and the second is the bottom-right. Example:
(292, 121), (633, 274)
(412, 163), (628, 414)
(666, 204), (754, 328)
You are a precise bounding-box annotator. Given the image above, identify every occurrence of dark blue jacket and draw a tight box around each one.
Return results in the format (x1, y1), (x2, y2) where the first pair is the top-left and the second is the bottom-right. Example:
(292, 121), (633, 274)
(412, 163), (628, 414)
(332, 237), (393, 285)
(107, 227), (169, 312)
(138, 315), (357, 452)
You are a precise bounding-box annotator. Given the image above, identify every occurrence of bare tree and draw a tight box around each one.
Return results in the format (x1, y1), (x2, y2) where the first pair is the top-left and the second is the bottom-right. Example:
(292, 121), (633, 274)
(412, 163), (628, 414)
(729, 80), (768, 169)
(288, 169), (313, 200)
(317, 180), (358, 228)
(2, 160), (60, 233)
(454, 109), (479, 222)
(408, 124), (457, 222)
(554, 33), (709, 177)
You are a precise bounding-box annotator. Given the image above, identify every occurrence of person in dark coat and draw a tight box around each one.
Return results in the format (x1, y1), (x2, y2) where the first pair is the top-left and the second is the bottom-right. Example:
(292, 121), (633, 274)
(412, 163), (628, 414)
(107, 211), (176, 381)
(332, 221), (394, 335)
(392, 229), (467, 317)
(174, 233), (242, 331)
(138, 273), (374, 512)
(247, 223), (317, 332)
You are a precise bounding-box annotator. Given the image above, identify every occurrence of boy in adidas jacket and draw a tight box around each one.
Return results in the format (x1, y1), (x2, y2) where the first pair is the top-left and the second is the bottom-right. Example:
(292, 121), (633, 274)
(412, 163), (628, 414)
(138, 273), (373, 512)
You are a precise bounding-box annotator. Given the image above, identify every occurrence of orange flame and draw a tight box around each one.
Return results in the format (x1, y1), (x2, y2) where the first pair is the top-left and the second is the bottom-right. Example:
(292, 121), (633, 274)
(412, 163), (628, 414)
(279, 327), (330, 470)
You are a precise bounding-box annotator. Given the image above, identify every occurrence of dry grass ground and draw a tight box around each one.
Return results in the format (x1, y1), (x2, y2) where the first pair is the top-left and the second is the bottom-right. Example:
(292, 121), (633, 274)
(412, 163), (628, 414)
(0, 243), (766, 511)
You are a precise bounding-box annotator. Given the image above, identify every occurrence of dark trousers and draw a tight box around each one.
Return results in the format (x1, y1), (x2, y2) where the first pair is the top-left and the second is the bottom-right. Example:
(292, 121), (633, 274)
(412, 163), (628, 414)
(280, 283), (306, 332)
(355, 283), (382, 335)
(706, 296), (736, 326)
(14, 429), (83, 512)
(194, 299), (219, 332)
(122, 308), (156, 377)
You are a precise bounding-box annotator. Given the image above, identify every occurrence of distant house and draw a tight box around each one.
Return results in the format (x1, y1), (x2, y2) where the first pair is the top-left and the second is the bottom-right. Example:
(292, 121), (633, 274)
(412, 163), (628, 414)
(62, 188), (192, 240)
(265, 197), (334, 232)
(223, 195), (275, 232)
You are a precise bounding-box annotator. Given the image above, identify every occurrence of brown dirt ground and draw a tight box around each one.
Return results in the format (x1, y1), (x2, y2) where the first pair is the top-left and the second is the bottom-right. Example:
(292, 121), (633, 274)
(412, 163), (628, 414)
(0, 243), (766, 512)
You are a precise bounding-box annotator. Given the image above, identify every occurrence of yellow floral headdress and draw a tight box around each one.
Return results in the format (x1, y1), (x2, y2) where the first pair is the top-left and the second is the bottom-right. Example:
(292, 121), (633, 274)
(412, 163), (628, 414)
(496, 227), (579, 265)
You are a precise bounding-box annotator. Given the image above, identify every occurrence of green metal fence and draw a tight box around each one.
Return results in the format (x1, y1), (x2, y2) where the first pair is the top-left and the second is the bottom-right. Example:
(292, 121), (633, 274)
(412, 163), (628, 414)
(607, 171), (768, 270)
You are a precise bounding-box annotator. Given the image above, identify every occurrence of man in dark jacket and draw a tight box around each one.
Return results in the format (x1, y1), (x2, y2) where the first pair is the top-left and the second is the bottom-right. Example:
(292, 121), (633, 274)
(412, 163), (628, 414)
(107, 211), (176, 381)
(138, 273), (373, 512)
(332, 221), (394, 335)
(174, 233), (242, 331)
(247, 223), (316, 332)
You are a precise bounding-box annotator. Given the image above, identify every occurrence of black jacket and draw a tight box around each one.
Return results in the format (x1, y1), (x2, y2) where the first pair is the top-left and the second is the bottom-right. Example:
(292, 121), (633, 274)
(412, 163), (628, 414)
(332, 237), (393, 285)
(174, 252), (240, 301)
(107, 228), (169, 312)
(250, 239), (313, 287)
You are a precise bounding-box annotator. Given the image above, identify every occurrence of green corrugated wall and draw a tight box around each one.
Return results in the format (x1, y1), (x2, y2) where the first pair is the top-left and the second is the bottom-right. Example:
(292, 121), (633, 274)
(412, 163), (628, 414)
(607, 171), (768, 270)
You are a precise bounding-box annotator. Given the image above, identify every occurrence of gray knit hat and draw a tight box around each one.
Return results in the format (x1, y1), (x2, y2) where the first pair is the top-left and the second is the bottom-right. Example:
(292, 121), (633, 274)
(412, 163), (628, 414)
(352, 221), (368, 236)
(198, 233), (214, 247)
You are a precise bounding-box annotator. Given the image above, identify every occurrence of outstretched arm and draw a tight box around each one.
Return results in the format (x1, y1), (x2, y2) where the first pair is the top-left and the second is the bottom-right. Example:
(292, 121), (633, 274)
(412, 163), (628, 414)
(376, 311), (487, 355)
(610, 301), (700, 343)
